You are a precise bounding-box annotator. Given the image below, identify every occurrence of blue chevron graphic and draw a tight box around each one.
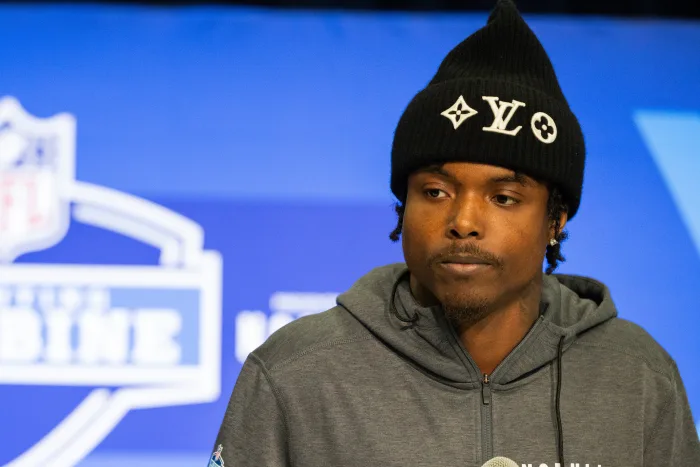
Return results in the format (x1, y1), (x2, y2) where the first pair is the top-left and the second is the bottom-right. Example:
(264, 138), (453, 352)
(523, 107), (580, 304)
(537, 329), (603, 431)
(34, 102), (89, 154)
(634, 111), (700, 259)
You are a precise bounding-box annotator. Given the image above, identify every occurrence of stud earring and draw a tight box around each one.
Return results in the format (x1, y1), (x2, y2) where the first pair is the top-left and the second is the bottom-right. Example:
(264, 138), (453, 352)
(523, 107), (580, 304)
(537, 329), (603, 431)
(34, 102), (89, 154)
(549, 238), (558, 246)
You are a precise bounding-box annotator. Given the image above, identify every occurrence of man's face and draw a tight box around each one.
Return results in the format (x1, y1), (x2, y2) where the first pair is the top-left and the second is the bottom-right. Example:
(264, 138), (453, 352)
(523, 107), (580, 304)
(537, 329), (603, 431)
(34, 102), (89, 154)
(402, 162), (559, 323)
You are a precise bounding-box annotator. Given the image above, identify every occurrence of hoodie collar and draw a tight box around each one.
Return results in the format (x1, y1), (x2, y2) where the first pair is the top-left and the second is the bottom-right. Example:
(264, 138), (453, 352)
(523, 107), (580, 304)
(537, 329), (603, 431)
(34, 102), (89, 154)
(337, 264), (617, 387)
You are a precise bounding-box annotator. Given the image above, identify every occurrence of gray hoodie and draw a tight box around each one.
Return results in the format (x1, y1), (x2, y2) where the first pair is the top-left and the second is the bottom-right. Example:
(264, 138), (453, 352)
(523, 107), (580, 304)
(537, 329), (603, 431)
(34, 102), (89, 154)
(212, 264), (699, 467)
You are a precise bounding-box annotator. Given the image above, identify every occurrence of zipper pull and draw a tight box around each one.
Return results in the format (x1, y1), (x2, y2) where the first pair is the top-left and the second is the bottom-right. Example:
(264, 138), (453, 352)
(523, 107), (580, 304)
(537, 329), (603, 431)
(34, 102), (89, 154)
(481, 373), (491, 405)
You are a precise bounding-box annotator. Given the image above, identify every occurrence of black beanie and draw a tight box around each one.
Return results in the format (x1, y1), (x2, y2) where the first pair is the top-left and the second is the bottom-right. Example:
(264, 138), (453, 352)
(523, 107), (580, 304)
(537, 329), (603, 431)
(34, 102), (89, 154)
(390, 0), (585, 219)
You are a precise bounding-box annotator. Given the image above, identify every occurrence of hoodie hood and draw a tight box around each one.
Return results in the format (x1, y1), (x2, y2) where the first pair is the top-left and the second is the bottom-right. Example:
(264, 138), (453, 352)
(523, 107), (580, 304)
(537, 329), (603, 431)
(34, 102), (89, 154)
(336, 263), (617, 388)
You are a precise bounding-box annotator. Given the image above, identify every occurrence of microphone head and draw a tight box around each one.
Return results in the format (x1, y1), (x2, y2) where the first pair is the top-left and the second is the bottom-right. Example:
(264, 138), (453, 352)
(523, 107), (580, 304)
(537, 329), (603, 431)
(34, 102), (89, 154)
(481, 457), (519, 467)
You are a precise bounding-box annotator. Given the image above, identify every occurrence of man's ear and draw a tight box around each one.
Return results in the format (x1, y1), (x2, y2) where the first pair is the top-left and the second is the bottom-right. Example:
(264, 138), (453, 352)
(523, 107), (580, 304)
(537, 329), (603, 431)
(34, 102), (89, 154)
(552, 211), (568, 238)
(549, 211), (569, 239)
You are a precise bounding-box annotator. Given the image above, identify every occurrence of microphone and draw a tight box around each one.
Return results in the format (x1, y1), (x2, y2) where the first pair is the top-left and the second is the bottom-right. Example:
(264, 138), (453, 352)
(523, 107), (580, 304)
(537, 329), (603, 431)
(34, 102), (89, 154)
(481, 457), (519, 467)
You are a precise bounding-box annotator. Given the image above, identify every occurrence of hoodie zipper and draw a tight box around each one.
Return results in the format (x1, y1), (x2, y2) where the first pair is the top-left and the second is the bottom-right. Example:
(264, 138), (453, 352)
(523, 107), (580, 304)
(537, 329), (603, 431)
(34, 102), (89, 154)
(481, 373), (492, 460)
(445, 315), (546, 465)
(478, 317), (544, 462)
(451, 316), (544, 464)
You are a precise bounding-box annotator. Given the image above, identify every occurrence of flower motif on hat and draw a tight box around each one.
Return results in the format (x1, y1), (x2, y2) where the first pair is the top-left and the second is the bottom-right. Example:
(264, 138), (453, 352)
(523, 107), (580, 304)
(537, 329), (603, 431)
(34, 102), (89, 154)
(531, 112), (557, 144)
(441, 95), (478, 129)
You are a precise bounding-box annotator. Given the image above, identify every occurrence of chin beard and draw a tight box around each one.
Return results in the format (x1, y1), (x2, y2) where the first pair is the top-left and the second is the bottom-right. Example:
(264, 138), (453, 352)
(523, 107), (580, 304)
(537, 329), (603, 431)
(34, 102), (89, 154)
(440, 292), (492, 329)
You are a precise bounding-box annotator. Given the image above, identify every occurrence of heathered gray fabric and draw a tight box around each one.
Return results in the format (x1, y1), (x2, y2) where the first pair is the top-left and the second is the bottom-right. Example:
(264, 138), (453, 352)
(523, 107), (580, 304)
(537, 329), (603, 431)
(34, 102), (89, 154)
(212, 263), (700, 467)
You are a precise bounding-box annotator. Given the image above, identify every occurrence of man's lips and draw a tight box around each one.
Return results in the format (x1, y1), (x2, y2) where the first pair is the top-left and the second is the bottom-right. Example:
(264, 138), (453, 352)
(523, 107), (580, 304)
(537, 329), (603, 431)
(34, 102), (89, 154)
(440, 254), (493, 265)
(438, 254), (494, 276)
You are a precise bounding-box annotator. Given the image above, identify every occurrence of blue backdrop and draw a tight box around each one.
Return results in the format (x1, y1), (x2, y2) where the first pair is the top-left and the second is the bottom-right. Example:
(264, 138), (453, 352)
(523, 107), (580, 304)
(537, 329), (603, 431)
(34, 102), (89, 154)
(0, 5), (698, 466)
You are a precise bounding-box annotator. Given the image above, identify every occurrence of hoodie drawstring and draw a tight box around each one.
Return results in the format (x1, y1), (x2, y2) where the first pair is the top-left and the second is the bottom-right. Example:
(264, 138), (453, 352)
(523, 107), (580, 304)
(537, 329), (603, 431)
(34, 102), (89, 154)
(390, 270), (419, 324)
(556, 335), (565, 467)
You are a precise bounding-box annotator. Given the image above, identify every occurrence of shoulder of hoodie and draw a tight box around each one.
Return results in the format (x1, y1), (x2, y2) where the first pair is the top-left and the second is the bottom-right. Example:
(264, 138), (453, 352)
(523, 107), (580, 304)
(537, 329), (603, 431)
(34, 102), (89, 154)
(248, 263), (404, 373)
(555, 273), (680, 381)
(249, 304), (370, 373)
(574, 312), (679, 382)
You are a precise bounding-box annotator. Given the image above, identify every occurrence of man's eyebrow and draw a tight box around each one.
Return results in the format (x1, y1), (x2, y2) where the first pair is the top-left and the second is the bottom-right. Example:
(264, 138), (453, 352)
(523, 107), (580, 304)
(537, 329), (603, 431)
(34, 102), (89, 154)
(489, 172), (532, 187)
(415, 165), (453, 178)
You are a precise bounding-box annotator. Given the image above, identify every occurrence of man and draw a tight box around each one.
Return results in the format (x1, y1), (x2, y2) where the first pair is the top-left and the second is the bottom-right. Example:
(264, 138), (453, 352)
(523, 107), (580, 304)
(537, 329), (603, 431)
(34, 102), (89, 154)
(211, 1), (700, 466)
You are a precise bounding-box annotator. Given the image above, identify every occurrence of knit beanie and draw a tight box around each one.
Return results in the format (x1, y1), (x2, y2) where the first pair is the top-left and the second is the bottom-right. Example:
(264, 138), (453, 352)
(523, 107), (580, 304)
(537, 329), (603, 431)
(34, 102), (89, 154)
(390, 0), (585, 219)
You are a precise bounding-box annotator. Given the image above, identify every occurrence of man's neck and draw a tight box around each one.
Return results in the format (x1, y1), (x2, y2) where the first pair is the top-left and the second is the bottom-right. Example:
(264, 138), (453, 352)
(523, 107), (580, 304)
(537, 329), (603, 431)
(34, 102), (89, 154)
(457, 280), (542, 376)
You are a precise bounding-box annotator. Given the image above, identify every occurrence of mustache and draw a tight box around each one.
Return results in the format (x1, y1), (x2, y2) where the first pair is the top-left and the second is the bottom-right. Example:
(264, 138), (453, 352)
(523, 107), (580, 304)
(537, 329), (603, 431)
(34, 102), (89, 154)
(429, 243), (504, 269)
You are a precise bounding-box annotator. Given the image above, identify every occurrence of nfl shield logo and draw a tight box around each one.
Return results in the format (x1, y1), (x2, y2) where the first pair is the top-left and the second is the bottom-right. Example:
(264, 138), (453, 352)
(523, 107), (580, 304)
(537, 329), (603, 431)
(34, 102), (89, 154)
(0, 97), (75, 263)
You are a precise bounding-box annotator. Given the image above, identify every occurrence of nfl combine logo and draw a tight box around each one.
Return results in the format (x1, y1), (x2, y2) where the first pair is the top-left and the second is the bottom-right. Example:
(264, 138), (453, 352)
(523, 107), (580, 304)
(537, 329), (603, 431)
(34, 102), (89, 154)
(0, 97), (223, 467)
(209, 444), (225, 467)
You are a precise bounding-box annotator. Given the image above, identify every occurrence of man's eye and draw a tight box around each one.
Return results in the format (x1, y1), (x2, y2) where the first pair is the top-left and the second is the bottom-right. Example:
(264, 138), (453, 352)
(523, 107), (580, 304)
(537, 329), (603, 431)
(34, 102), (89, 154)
(494, 195), (519, 206)
(425, 189), (447, 199)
